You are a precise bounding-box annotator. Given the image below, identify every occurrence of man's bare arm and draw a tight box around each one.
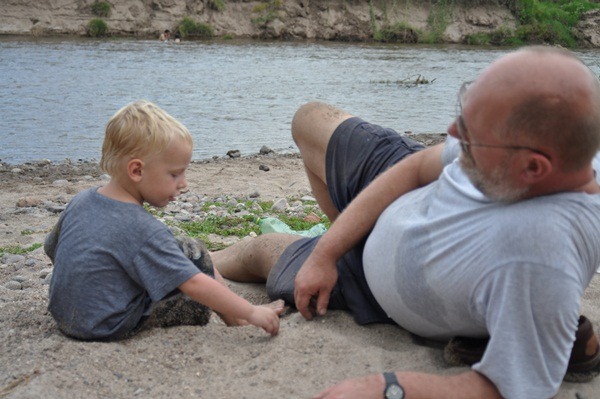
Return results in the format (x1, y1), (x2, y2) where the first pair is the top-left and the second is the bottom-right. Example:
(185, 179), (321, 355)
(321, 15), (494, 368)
(313, 370), (502, 399)
(294, 143), (445, 319)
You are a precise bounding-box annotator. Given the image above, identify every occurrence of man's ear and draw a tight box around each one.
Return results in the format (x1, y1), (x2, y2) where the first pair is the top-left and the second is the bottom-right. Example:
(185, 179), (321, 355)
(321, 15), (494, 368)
(521, 153), (552, 184)
(127, 159), (144, 182)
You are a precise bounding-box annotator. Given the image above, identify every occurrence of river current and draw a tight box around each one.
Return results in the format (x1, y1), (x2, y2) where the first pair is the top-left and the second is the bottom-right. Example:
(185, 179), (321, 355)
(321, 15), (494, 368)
(1, 37), (598, 165)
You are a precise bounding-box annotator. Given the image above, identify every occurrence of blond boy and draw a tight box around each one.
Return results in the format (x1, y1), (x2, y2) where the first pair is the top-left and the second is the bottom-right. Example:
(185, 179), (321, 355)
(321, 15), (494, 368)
(45, 100), (282, 341)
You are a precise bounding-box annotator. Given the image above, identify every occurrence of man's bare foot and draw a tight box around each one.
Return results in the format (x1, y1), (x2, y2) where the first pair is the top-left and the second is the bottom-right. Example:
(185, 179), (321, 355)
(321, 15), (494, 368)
(217, 299), (286, 326)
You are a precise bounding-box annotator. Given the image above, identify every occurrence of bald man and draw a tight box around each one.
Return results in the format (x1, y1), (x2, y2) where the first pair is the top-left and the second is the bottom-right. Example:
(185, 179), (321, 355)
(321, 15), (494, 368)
(214, 46), (600, 398)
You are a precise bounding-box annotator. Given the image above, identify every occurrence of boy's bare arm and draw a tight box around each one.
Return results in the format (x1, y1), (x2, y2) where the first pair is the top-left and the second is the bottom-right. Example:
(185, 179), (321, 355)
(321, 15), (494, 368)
(179, 273), (281, 335)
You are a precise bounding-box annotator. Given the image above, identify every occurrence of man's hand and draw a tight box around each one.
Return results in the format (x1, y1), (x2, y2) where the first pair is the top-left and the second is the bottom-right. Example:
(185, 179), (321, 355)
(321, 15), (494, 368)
(293, 250), (339, 320)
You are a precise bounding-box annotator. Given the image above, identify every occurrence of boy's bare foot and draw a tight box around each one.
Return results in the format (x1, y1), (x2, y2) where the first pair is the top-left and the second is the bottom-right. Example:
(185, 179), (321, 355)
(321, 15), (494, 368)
(218, 299), (286, 326)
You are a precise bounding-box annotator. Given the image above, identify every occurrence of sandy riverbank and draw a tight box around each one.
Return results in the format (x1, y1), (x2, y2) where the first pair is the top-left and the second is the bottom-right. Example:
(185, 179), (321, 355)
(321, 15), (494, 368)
(1, 152), (598, 398)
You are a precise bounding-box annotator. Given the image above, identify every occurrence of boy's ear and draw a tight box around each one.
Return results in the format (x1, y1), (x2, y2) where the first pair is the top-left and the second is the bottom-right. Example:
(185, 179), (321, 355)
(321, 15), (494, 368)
(127, 159), (144, 182)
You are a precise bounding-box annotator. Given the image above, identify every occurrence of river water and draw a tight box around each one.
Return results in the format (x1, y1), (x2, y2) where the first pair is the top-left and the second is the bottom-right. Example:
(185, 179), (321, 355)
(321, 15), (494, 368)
(1, 37), (599, 165)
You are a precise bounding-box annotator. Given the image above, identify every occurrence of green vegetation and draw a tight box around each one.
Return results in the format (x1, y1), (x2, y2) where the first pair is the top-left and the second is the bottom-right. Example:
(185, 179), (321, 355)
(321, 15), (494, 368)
(155, 198), (329, 251)
(208, 0), (226, 12)
(511, 0), (599, 47)
(251, 0), (283, 26)
(87, 18), (108, 37)
(178, 17), (214, 38)
(370, 0), (455, 44)
(376, 21), (420, 43)
(0, 243), (42, 257)
(465, 26), (522, 46)
(91, 1), (111, 18)
(371, 0), (599, 47)
(422, 0), (454, 44)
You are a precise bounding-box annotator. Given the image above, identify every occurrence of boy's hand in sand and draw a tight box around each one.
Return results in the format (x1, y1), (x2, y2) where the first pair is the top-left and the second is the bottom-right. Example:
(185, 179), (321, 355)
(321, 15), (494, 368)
(246, 302), (284, 336)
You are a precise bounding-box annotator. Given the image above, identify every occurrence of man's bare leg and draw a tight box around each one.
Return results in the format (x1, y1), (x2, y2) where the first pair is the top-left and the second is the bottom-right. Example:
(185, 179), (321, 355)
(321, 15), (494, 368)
(209, 233), (301, 326)
(212, 233), (302, 282)
(291, 102), (353, 222)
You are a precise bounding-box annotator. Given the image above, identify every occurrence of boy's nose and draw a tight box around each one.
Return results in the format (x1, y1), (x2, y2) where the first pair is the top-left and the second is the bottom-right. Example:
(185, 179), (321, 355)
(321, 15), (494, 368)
(178, 176), (188, 191)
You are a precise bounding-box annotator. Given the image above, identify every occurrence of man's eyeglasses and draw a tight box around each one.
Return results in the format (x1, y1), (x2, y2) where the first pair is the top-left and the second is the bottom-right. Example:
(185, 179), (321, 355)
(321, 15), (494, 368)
(456, 82), (551, 160)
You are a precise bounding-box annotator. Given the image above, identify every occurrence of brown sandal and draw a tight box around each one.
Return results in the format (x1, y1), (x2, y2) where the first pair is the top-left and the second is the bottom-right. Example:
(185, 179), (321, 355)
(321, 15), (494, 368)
(443, 315), (600, 382)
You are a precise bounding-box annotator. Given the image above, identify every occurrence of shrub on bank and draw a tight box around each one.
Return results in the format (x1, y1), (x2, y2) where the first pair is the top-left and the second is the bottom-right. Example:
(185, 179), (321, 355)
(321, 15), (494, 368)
(178, 17), (214, 38)
(376, 22), (420, 43)
(91, 1), (111, 18)
(208, 0), (226, 12)
(466, 26), (524, 46)
(87, 18), (108, 37)
(251, 0), (283, 26)
(511, 0), (598, 47)
(370, 0), (598, 47)
(483, 0), (599, 47)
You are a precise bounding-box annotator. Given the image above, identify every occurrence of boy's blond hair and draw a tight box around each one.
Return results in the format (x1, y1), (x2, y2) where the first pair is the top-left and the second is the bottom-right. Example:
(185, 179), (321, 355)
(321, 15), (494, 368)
(100, 100), (193, 175)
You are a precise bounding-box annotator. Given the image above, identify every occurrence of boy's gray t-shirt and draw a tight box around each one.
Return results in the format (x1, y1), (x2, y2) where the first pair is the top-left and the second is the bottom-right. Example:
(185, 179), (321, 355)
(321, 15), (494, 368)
(46, 188), (200, 340)
(364, 137), (600, 398)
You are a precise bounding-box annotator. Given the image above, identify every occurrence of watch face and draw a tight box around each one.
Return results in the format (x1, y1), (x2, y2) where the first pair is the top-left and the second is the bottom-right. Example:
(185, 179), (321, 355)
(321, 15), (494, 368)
(385, 384), (405, 399)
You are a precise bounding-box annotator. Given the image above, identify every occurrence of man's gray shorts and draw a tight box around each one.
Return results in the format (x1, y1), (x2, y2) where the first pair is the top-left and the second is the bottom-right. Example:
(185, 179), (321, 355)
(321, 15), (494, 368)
(266, 117), (425, 325)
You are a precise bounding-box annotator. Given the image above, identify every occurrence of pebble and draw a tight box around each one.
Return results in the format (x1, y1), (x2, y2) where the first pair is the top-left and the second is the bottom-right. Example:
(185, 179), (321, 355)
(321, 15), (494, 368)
(259, 145), (273, 154)
(52, 179), (70, 186)
(4, 281), (22, 290)
(226, 150), (241, 158)
(271, 198), (288, 211)
(2, 254), (25, 265)
(16, 197), (42, 208)
(47, 206), (66, 214)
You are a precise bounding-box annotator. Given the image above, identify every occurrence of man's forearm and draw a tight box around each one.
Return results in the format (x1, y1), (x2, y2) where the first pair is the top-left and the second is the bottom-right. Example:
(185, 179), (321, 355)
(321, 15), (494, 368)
(396, 370), (501, 399)
(313, 370), (502, 399)
(314, 143), (444, 262)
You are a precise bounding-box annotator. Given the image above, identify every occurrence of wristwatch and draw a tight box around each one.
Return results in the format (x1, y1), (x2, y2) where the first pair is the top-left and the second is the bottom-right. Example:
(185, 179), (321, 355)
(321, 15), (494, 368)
(383, 372), (405, 399)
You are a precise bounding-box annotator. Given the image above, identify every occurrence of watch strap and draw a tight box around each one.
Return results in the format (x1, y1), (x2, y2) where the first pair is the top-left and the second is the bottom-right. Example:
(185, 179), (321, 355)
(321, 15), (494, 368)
(383, 371), (399, 387)
(383, 372), (405, 399)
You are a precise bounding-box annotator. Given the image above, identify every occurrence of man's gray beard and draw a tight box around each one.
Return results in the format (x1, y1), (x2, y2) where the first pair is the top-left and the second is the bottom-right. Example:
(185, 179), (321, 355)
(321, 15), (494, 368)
(459, 153), (529, 203)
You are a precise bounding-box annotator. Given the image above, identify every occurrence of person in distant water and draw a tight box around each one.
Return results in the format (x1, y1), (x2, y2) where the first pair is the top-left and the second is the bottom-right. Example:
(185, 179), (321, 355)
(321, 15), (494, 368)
(174, 32), (181, 43)
(159, 29), (170, 41)
(45, 100), (283, 341)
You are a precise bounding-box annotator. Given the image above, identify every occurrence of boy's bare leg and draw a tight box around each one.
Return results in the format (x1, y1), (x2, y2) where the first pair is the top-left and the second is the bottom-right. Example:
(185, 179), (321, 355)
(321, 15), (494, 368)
(291, 102), (353, 222)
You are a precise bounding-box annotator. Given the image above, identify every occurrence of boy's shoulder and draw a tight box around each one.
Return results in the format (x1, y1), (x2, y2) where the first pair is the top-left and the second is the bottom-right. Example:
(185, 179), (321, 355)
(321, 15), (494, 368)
(67, 187), (163, 230)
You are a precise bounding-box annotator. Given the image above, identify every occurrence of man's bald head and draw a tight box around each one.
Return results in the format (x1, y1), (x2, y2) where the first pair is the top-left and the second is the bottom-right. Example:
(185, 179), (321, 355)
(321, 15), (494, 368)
(465, 46), (600, 171)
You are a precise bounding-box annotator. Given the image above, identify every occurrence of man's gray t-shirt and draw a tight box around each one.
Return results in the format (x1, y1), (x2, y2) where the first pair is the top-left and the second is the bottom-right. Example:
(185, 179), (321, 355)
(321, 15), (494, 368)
(46, 188), (200, 340)
(364, 138), (600, 398)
